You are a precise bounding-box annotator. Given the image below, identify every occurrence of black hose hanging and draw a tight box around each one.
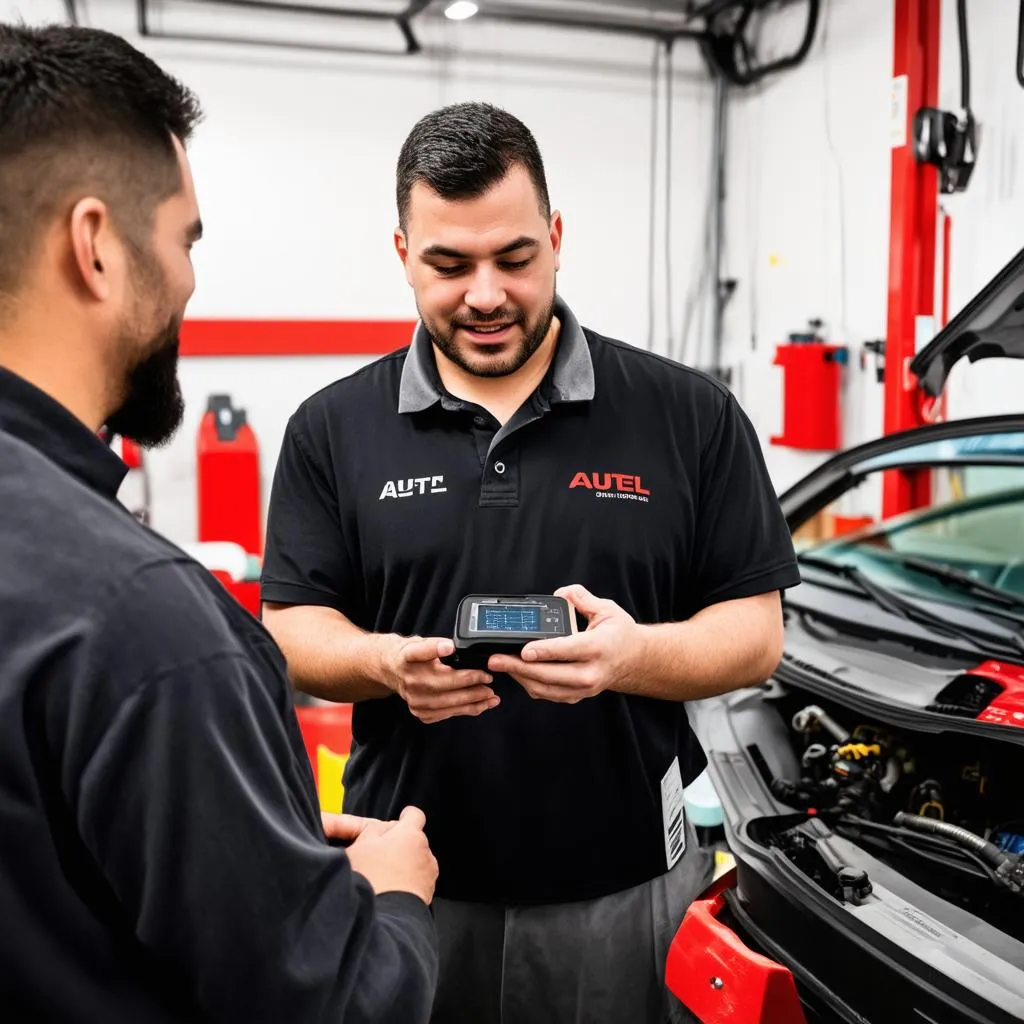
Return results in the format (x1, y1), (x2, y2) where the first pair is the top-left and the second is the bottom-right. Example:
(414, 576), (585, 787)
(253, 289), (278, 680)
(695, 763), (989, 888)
(1018, 0), (1024, 89)
(701, 0), (821, 88)
(957, 0), (970, 109)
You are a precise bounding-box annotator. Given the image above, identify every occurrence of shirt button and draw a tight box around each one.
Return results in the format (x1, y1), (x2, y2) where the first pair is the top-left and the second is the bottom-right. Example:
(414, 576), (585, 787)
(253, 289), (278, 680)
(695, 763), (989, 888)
(494, 461), (506, 475)
(474, 416), (486, 428)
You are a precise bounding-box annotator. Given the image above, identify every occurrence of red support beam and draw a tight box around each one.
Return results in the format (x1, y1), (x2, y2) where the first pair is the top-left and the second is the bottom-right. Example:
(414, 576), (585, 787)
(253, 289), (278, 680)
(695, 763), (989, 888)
(882, 0), (942, 518)
(179, 319), (417, 357)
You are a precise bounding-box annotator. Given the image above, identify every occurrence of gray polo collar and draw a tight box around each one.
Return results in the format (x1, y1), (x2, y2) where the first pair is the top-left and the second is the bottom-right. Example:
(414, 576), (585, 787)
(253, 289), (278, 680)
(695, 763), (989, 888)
(397, 294), (595, 414)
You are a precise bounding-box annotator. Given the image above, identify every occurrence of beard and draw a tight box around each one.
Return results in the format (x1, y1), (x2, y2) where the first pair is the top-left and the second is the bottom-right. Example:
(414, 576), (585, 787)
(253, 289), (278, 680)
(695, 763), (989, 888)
(422, 291), (556, 379)
(105, 315), (185, 449)
(104, 237), (186, 449)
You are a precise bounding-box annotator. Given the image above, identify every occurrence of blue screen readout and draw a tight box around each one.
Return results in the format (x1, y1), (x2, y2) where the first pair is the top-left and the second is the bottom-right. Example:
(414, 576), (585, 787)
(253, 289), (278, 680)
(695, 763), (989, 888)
(480, 605), (541, 632)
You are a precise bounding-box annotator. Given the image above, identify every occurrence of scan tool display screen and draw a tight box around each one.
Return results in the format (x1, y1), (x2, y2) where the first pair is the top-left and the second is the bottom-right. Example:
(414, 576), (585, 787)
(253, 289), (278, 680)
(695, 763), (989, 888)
(443, 594), (573, 668)
(479, 605), (541, 633)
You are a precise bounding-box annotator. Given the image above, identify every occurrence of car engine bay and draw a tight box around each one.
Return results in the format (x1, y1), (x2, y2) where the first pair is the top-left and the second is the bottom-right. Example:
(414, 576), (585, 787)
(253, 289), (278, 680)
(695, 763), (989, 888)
(756, 686), (1024, 943)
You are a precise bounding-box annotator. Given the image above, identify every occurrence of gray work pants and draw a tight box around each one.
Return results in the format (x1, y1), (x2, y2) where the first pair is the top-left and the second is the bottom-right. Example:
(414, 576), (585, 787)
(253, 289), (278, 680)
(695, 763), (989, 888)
(428, 817), (713, 1024)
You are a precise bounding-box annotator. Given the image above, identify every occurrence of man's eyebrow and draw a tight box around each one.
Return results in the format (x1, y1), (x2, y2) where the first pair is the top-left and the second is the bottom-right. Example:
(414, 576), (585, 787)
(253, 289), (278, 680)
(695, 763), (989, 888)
(186, 218), (204, 243)
(420, 236), (539, 260)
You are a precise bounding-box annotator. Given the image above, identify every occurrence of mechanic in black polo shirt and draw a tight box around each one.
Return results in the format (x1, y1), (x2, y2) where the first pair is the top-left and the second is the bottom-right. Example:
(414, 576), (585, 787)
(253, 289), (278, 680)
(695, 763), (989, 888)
(262, 102), (800, 1023)
(0, 24), (439, 1023)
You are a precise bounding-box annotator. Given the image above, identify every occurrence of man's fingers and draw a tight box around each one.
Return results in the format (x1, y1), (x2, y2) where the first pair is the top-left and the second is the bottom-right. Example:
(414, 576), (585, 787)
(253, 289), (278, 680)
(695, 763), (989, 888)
(417, 696), (500, 724)
(322, 812), (372, 842)
(510, 679), (590, 704)
(400, 640), (493, 689)
(398, 805), (427, 830)
(501, 660), (600, 689)
(437, 670), (494, 692)
(515, 633), (595, 664)
(404, 669), (493, 694)
(518, 664), (593, 688)
(359, 819), (399, 839)
(402, 636), (453, 664)
(554, 583), (605, 618)
(409, 684), (496, 709)
(323, 813), (399, 842)
(489, 636), (594, 673)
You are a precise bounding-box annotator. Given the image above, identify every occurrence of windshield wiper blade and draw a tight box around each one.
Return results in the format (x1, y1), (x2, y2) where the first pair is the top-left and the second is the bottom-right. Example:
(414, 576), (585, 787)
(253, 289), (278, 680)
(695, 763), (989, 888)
(798, 554), (966, 631)
(796, 553), (1024, 656)
(895, 556), (1024, 620)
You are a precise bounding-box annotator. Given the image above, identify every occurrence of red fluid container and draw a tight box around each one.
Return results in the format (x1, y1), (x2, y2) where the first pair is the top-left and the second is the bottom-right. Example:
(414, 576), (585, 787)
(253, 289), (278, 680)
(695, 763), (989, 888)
(196, 394), (262, 556)
(770, 342), (846, 451)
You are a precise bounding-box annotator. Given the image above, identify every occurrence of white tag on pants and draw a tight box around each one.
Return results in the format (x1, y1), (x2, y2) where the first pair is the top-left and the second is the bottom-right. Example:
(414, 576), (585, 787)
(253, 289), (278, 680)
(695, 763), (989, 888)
(661, 756), (686, 870)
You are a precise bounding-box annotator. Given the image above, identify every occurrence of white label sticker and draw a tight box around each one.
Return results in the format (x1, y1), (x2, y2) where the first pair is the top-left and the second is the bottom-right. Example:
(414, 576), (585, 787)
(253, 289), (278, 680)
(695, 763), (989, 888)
(915, 314), (936, 353)
(661, 756), (686, 870)
(890, 74), (909, 148)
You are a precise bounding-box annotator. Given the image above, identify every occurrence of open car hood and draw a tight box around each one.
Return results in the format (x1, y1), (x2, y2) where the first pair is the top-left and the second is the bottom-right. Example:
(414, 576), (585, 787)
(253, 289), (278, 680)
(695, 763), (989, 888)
(775, 412), (1024, 735)
(777, 414), (1024, 531)
(912, 244), (1024, 398)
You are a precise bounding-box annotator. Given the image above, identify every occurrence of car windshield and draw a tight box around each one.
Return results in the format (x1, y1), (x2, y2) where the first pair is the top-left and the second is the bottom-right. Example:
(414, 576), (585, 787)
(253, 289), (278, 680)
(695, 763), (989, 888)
(801, 464), (1024, 614)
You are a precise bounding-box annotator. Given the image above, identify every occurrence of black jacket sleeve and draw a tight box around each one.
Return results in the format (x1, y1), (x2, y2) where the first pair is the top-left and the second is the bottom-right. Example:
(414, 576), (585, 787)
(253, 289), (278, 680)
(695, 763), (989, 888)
(691, 391), (801, 607)
(70, 562), (437, 1023)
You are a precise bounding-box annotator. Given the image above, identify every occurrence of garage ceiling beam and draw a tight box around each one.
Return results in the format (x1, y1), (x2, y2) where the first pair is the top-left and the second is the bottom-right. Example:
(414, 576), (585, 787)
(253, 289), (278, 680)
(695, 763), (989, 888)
(132, 0), (432, 56)
(465, 2), (707, 43)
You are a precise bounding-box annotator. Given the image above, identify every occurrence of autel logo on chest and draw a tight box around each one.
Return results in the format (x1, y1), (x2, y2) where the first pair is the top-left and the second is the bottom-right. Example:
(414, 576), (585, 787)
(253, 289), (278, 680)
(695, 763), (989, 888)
(569, 472), (651, 503)
(379, 476), (448, 500)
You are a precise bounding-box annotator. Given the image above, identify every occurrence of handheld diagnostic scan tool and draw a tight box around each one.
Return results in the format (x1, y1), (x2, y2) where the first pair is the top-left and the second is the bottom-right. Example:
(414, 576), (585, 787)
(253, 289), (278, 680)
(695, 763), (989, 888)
(440, 594), (574, 669)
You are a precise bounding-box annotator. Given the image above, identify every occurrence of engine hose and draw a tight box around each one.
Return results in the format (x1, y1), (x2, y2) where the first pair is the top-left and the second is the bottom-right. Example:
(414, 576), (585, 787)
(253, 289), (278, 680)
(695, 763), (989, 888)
(793, 704), (850, 744)
(893, 811), (1008, 869)
(881, 757), (901, 793)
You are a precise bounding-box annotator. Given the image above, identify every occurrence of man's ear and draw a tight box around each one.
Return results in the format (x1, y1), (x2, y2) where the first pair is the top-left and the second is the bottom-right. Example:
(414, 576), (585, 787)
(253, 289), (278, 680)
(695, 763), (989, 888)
(69, 196), (116, 301)
(394, 227), (413, 286)
(549, 210), (563, 272)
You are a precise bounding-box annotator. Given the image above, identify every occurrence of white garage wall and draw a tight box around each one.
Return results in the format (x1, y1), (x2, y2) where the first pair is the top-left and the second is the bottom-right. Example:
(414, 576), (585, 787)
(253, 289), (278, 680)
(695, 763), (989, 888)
(5, 0), (718, 546)
(936, 0), (1024, 421)
(718, 0), (1024, 514)
(719, 0), (894, 503)
(16, 0), (1019, 542)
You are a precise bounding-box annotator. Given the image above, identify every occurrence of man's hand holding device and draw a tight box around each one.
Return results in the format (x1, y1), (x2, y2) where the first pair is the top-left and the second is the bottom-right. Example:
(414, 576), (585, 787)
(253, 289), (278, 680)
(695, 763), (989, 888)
(439, 593), (577, 670)
(381, 634), (500, 725)
(488, 585), (646, 704)
(391, 586), (639, 722)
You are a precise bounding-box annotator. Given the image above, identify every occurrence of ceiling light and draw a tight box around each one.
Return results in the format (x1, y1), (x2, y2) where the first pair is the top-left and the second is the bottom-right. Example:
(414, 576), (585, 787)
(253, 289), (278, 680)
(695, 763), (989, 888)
(444, 1), (479, 21)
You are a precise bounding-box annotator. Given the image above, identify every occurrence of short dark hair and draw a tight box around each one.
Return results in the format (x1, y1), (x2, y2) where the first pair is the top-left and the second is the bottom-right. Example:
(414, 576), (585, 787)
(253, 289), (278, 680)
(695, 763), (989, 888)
(396, 102), (550, 233)
(0, 24), (202, 311)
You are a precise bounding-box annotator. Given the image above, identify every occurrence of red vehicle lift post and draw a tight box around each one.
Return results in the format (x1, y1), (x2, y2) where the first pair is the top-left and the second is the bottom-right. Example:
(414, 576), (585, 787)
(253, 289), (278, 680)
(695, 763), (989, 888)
(882, 0), (942, 518)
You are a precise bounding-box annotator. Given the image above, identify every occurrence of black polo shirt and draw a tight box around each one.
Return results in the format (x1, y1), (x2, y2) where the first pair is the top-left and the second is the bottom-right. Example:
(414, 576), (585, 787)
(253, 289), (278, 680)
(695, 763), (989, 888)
(262, 296), (799, 905)
(0, 368), (436, 1022)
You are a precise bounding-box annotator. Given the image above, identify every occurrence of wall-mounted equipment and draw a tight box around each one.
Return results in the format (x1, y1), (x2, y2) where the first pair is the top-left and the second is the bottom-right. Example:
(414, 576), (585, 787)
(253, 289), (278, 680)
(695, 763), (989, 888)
(771, 321), (847, 452)
(196, 394), (263, 617)
(197, 394), (262, 557)
(913, 0), (977, 194)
